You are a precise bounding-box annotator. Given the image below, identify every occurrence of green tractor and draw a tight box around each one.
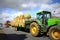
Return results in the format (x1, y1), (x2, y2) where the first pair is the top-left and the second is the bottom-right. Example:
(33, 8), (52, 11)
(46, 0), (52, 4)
(30, 11), (60, 40)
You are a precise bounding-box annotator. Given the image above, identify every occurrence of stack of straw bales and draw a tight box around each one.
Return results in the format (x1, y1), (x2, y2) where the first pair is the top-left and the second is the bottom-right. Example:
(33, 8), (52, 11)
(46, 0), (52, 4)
(10, 13), (31, 27)
(10, 14), (25, 27)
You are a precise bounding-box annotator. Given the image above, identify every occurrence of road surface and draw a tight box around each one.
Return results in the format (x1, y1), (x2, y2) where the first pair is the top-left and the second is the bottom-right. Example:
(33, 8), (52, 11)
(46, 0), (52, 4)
(0, 27), (51, 40)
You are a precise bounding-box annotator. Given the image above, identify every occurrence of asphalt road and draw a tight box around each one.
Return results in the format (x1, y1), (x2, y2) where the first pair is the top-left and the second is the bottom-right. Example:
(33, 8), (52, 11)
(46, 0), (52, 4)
(0, 27), (51, 40)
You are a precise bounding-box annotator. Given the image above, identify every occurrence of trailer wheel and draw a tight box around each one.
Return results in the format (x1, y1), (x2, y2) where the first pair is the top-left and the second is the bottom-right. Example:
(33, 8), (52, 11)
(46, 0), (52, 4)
(30, 22), (40, 36)
(49, 26), (60, 40)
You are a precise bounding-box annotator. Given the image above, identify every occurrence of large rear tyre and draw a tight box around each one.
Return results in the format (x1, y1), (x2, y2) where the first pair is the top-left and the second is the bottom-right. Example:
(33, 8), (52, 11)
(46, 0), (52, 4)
(49, 26), (60, 40)
(30, 22), (40, 37)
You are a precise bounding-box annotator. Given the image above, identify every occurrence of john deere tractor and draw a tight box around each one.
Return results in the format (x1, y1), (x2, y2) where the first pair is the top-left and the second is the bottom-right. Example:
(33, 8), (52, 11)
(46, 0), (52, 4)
(30, 11), (60, 40)
(10, 10), (60, 40)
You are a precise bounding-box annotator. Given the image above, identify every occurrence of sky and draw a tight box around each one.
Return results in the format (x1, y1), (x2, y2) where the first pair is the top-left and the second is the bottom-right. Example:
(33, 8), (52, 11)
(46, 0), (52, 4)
(0, 0), (60, 23)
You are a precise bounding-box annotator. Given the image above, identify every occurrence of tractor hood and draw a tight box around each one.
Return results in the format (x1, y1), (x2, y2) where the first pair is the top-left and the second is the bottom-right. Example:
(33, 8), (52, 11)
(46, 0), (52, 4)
(48, 18), (60, 27)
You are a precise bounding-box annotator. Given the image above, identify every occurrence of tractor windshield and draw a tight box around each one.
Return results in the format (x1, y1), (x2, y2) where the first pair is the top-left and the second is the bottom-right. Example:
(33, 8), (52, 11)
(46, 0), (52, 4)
(45, 14), (50, 18)
(37, 14), (50, 19)
(37, 15), (43, 19)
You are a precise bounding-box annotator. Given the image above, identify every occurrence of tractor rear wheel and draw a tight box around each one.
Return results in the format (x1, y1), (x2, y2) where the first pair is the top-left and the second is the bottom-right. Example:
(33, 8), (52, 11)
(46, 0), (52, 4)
(49, 26), (60, 40)
(30, 22), (40, 36)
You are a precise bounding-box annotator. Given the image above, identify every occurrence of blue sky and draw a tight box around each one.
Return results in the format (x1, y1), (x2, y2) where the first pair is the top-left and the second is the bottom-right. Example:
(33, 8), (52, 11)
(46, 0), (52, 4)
(0, 0), (60, 23)
(52, 0), (60, 3)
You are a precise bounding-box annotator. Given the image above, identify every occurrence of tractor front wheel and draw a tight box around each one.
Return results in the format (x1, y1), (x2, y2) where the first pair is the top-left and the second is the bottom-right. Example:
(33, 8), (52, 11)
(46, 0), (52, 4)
(49, 26), (60, 40)
(30, 22), (40, 36)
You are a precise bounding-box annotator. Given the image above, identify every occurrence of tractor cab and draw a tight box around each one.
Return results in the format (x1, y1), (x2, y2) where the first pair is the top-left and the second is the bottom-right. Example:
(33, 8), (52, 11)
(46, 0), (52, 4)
(37, 11), (51, 28)
(37, 11), (51, 20)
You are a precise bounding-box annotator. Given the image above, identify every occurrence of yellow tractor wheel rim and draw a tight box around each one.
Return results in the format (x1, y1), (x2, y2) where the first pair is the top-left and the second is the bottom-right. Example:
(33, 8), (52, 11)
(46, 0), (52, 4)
(31, 25), (37, 34)
(51, 29), (60, 39)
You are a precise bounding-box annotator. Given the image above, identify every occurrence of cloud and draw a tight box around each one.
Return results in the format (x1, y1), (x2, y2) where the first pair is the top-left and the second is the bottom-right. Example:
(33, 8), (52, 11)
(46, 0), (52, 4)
(39, 3), (60, 17)
(21, 2), (37, 8)
(0, 0), (52, 10)
(55, 8), (60, 14)
(2, 12), (10, 18)
(11, 12), (23, 18)
(54, 8), (60, 17)
(0, 11), (23, 23)
(0, 12), (11, 23)
(40, 3), (60, 10)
